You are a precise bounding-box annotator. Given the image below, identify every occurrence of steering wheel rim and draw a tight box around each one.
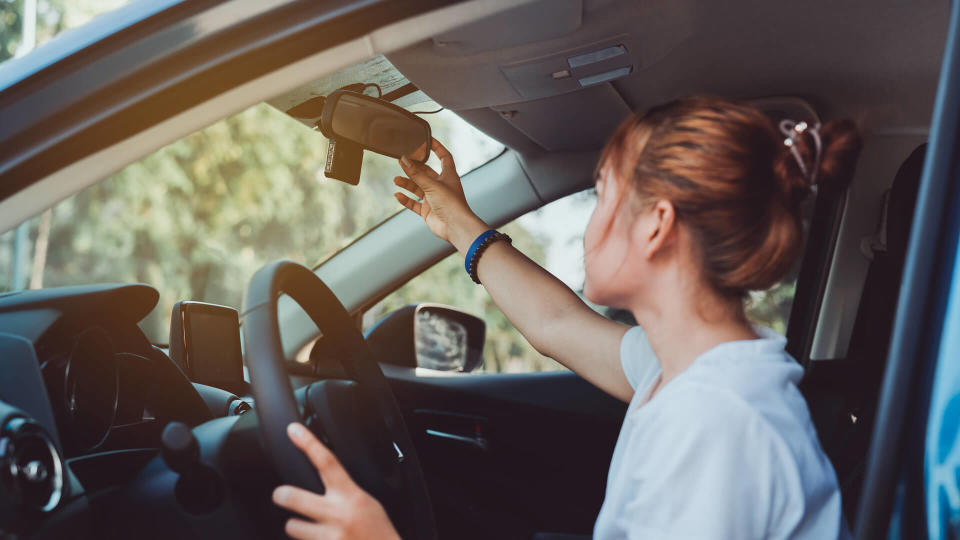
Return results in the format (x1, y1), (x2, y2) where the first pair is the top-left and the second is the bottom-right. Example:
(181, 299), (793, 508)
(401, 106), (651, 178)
(242, 260), (436, 539)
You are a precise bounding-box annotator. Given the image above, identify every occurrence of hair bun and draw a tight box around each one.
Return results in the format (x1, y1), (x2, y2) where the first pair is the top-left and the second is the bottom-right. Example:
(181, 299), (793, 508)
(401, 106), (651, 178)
(815, 119), (862, 192)
(773, 119), (862, 208)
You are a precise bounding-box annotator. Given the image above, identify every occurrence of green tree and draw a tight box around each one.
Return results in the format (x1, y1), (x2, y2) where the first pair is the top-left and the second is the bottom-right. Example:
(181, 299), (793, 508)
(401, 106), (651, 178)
(1, 0), (127, 62)
(35, 104), (414, 339)
(365, 222), (569, 373)
(1, 100), (524, 359)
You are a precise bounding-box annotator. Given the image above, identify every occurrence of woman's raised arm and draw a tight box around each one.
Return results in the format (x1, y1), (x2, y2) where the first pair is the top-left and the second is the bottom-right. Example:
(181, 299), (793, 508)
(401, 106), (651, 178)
(393, 139), (634, 402)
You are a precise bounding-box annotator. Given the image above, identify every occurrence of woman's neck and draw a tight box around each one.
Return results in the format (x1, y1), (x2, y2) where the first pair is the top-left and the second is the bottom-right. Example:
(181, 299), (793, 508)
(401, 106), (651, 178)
(631, 293), (757, 384)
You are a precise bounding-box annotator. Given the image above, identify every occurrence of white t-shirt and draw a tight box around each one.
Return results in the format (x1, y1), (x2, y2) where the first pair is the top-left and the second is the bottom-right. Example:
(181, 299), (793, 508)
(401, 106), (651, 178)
(593, 326), (849, 540)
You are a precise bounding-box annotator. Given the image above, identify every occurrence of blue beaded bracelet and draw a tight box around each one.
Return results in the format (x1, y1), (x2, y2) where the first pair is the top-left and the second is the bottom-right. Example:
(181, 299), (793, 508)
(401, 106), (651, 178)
(464, 229), (512, 284)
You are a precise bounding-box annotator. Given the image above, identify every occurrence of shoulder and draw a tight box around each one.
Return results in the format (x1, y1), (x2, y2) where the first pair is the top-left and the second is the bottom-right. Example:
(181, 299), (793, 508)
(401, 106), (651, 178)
(639, 381), (798, 469)
(614, 381), (817, 539)
(627, 382), (805, 509)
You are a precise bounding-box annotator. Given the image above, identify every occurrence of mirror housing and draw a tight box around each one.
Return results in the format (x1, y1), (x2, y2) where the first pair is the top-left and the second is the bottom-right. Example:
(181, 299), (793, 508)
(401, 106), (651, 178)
(364, 303), (485, 373)
(320, 90), (431, 162)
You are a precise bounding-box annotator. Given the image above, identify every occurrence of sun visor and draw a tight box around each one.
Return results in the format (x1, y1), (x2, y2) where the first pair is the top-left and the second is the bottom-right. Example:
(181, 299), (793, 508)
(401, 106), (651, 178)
(431, 0), (583, 55)
(500, 35), (636, 100)
(492, 83), (630, 152)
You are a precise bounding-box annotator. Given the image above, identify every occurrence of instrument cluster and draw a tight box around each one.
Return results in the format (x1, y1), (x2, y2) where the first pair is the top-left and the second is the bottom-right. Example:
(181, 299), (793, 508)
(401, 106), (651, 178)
(39, 325), (156, 457)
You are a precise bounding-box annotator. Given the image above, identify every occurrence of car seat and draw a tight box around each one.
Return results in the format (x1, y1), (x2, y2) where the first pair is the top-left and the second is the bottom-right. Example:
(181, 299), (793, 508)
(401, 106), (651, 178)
(802, 144), (926, 520)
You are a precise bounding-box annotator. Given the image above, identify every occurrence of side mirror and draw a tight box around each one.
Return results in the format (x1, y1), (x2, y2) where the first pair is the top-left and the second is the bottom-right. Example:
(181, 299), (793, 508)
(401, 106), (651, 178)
(321, 90), (431, 162)
(364, 303), (485, 373)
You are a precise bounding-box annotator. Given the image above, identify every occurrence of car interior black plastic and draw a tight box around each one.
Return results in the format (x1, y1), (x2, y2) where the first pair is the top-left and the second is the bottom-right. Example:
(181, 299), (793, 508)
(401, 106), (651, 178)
(856, 7), (960, 531)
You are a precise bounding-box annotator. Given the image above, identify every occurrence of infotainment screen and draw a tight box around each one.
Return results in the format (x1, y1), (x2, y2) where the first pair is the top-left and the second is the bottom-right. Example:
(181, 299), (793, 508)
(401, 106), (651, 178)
(169, 301), (243, 389)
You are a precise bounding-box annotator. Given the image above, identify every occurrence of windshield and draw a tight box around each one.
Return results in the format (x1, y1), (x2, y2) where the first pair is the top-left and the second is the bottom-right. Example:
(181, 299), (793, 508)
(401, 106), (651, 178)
(0, 80), (504, 344)
(1, 1), (130, 66)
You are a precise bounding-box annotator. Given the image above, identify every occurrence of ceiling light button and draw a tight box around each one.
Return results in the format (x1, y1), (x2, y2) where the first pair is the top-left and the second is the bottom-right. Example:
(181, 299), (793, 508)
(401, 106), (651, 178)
(567, 45), (627, 68)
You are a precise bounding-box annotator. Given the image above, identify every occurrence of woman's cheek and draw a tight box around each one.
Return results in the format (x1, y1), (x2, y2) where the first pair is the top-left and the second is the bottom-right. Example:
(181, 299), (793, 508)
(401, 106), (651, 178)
(583, 206), (612, 304)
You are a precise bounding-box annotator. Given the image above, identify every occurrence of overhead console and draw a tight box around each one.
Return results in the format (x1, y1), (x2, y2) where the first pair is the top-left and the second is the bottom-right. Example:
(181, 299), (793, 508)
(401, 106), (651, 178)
(386, 0), (694, 110)
(386, 0), (694, 158)
(493, 36), (637, 152)
(499, 35), (635, 101)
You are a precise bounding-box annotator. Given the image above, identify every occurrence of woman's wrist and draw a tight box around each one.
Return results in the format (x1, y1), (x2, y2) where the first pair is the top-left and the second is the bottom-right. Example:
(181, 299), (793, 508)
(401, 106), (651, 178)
(449, 216), (491, 254)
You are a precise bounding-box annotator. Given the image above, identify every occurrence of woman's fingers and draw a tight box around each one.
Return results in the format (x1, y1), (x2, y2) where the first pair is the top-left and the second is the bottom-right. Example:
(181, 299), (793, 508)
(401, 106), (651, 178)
(283, 518), (324, 540)
(394, 192), (423, 216)
(277, 423), (402, 539)
(399, 155), (439, 185)
(286, 423), (352, 490)
(273, 485), (334, 521)
(411, 140), (429, 162)
(393, 176), (424, 199)
(431, 138), (456, 176)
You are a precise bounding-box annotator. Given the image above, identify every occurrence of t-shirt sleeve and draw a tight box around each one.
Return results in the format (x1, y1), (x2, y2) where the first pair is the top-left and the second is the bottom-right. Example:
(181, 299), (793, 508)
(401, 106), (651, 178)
(617, 386), (801, 540)
(620, 325), (660, 391)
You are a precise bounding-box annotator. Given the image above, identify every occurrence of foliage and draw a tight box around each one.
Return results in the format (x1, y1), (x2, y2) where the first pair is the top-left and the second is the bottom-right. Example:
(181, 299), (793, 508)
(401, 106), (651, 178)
(364, 223), (568, 374)
(0, 102), (509, 342)
(747, 280), (796, 335)
(1, 0), (126, 61)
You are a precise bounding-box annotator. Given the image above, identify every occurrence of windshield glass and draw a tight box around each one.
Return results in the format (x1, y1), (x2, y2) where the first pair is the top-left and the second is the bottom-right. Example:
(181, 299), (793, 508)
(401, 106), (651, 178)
(1, 0), (130, 67)
(0, 72), (504, 344)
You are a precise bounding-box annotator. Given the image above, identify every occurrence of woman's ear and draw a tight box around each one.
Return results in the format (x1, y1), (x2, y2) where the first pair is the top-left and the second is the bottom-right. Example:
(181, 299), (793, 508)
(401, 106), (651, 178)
(642, 199), (676, 260)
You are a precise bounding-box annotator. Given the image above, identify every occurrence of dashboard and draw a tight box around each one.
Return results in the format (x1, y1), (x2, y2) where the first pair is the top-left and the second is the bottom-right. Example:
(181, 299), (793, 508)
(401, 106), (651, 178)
(0, 284), (217, 535)
(16, 285), (211, 458)
(0, 282), (462, 538)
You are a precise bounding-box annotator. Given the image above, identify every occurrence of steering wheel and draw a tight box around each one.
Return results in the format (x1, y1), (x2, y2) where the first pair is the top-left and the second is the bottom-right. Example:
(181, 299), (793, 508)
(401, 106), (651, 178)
(242, 260), (436, 539)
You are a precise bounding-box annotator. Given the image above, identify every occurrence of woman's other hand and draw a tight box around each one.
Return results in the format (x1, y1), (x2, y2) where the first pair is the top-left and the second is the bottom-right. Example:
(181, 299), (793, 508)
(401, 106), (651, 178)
(272, 423), (400, 540)
(393, 138), (488, 253)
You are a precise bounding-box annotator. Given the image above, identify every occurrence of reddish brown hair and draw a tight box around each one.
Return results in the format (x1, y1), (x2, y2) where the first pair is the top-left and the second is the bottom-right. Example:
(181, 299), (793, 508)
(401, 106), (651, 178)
(599, 96), (861, 297)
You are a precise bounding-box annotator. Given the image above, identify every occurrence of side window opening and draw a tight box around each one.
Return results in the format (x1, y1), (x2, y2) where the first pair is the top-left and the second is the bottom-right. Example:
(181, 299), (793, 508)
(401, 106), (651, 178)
(364, 189), (809, 373)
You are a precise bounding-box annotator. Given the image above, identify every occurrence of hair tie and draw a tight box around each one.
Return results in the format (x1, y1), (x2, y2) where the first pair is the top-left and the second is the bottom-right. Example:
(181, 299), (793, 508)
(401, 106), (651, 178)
(779, 119), (822, 185)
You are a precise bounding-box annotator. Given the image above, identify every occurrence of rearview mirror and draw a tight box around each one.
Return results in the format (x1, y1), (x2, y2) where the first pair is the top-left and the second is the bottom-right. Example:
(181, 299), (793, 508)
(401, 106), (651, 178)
(321, 90), (431, 162)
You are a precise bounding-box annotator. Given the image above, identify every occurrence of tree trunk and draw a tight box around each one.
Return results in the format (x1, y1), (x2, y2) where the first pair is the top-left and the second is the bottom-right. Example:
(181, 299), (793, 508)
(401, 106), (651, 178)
(29, 209), (52, 289)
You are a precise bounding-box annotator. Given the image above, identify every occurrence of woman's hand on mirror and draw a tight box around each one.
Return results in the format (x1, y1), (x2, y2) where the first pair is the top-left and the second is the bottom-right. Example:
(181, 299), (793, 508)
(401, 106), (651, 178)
(272, 423), (400, 540)
(394, 138), (488, 253)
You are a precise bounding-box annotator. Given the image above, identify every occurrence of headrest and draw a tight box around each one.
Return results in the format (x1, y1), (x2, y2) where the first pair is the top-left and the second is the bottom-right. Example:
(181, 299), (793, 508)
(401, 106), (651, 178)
(886, 144), (926, 260)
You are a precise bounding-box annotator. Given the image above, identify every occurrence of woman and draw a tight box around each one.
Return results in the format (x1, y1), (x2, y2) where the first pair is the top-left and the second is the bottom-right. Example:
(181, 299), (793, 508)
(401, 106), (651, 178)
(272, 96), (861, 539)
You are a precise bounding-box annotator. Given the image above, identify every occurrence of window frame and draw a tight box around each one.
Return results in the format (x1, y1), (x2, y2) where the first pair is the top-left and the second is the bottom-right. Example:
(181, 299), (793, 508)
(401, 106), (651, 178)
(854, 0), (960, 535)
(785, 187), (849, 365)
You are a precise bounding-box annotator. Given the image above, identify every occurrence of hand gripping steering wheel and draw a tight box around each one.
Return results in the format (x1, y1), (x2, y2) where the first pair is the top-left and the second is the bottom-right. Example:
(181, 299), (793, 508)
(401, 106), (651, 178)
(242, 260), (436, 539)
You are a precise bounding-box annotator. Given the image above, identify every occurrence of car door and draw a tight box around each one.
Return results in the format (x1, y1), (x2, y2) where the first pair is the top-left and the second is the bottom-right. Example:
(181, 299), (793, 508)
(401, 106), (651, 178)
(385, 367), (625, 540)
(853, 1), (960, 537)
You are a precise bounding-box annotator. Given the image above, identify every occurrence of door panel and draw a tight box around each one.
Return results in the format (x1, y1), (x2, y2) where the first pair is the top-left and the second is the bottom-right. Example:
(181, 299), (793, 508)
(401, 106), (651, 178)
(381, 366), (626, 540)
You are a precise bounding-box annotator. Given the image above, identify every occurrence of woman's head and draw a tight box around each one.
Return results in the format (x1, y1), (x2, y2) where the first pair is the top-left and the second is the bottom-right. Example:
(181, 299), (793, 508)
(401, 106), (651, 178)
(583, 96), (861, 317)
